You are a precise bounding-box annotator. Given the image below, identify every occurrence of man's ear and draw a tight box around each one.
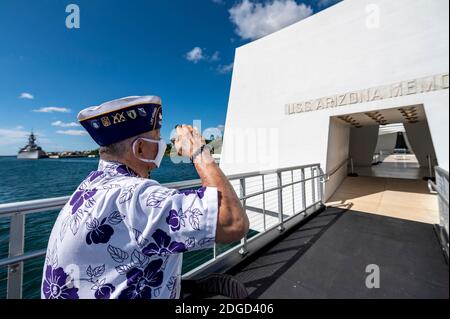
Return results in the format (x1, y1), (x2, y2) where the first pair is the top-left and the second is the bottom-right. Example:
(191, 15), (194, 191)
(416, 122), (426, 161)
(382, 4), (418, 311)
(136, 139), (144, 155)
(132, 138), (142, 156)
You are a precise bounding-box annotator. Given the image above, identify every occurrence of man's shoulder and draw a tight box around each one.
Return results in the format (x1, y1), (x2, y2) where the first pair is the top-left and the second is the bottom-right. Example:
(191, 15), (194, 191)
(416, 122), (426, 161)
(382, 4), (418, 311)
(99, 176), (170, 201)
(96, 174), (155, 189)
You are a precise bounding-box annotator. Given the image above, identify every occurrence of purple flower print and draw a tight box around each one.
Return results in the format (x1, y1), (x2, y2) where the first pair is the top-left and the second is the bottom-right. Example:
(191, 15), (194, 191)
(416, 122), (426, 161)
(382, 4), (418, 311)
(166, 209), (181, 232)
(89, 170), (104, 182)
(180, 187), (206, 199)
(69, 188), (98, 215)
(42, 265), (79, 299)
(118, 259), (164, 299)
(116, 165), (137, 177)
(86, 218), (114, 245)
(95, 283), (115, 299)
(142, 229), (186, 257)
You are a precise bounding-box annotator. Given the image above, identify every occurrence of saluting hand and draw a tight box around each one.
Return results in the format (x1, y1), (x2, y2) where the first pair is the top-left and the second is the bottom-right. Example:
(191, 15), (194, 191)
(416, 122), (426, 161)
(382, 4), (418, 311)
(172, 125), (206, 158)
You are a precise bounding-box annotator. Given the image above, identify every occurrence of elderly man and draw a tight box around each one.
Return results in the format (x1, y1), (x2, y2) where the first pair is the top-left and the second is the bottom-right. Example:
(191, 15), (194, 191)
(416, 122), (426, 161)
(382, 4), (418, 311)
(41, 96), (249, 299)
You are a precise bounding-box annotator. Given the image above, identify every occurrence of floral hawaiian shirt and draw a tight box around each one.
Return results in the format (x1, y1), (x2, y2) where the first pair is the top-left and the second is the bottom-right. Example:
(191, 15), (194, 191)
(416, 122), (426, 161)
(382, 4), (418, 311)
(41, 160), (218, 299)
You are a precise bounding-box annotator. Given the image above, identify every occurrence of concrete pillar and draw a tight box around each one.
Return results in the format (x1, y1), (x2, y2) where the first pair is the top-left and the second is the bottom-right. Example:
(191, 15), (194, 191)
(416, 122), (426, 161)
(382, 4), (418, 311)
(349, 125), (379, 166)
(404, 121), (437, 167)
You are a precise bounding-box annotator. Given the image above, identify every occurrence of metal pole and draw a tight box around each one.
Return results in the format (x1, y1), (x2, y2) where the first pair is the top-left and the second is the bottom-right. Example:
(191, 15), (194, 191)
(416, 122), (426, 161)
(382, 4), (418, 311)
(301, 168), (306, 212)
(428, 155), (433, 178)
(311, 167), (316, 204)
(277, 172), (285, 231)
(7, 213), (25, 299)
(262, 175), (266, 231)
(239, 178), (248, 255)
(291, 170), (295, 215)
(317, 166), (323, 203)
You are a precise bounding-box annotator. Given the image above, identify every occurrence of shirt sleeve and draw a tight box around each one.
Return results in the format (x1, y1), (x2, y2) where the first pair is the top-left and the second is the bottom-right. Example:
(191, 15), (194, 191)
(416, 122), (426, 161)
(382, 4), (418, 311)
(125, 181), (219, 256)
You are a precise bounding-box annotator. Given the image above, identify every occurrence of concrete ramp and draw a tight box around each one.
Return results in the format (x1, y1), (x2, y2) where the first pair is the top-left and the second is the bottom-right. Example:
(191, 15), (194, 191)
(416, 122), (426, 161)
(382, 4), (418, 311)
(327, 176), (439, 224)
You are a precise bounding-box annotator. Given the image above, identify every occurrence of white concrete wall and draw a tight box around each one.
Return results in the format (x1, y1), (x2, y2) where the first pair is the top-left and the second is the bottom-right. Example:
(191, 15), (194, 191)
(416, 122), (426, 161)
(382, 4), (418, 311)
(221, 0), (449, 179)
(324, 118), (350, 200)
(349, 126), (380, 166)
(404, 121), (437, 167)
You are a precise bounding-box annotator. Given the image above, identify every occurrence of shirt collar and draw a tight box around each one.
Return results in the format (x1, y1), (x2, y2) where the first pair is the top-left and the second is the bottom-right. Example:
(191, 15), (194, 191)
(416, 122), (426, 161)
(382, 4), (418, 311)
(97, 159), (139, 178)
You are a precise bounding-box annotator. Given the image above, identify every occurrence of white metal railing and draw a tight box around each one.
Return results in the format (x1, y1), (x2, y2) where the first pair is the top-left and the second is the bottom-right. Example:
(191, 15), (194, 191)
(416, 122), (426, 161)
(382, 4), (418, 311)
(428, 166), (449, 260)
(0, 163), (326, 299)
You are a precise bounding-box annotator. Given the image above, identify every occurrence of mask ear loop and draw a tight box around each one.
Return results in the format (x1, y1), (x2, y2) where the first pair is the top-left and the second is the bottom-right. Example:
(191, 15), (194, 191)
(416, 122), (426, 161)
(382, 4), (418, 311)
(132, 137), (155, 164)
(132, 137), (140, 159)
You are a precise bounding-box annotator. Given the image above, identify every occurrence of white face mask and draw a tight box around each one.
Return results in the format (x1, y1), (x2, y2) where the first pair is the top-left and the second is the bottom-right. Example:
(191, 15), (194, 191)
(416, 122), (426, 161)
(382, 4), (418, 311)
(132, 137), (167, 168)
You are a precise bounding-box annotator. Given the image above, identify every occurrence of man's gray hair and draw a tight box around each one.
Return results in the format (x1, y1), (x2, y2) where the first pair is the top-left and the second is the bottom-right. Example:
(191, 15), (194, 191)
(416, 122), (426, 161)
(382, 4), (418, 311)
(99, 132), (154, 158)
(99, 137), (134, 158)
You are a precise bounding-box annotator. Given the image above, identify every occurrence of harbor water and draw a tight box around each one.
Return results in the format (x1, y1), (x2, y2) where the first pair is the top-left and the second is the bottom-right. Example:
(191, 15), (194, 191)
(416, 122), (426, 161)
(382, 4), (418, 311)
(0, 156), (205, 299)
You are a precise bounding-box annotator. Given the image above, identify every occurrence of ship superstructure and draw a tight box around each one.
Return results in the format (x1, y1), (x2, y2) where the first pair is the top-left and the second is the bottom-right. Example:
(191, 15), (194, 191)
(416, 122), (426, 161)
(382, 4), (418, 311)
(17, 132), (47, 159)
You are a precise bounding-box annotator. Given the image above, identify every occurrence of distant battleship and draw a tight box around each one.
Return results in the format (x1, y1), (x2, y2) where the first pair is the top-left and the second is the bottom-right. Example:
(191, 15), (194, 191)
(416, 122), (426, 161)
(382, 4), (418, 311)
(17, 132), (47, 159)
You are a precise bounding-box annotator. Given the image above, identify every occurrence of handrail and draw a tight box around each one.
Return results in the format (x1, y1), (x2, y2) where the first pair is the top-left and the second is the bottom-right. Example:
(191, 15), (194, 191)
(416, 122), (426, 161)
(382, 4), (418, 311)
(0, 174), (327, 267)
(0, 163), (321, 217)
(326, 158), (349, 179)
(0, 250), (46, 268)
(240, 174), (325, 201)
(0, 162), (325, 299)
(429, 166), (449, 262)
(435, 166), (449, 179)
(428, 166), (449, 207)
(0, 196), (70, 217)
(428, 180), (449, 207)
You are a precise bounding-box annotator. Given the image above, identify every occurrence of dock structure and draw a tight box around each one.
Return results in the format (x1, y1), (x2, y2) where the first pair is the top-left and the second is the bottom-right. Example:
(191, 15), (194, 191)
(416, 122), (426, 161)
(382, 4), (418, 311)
(1, 0), (449, 299)
(0, 162), (448, 299)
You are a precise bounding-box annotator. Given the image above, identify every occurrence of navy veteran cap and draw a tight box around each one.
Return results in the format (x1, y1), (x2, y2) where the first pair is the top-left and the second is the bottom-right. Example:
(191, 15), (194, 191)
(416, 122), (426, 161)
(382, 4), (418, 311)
(78, 96), (162, 146)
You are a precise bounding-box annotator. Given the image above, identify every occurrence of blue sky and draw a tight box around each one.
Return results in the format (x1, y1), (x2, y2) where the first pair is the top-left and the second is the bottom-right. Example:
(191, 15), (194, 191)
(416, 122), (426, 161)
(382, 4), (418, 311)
(0, 0), (339, 155)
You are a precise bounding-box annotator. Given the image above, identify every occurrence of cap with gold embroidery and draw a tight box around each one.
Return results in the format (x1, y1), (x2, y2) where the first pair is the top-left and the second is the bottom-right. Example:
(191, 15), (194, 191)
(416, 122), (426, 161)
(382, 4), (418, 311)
(77, 96), (162, 146)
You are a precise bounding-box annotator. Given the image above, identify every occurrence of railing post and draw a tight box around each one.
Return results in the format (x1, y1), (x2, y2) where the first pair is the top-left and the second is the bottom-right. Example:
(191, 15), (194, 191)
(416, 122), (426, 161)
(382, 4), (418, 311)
(428, 155), (433, 179)
(277, 172), (285, 232)
(311, 167), (316, 204)
(348, 157), (358, 177)
(7, 213), (25, 299)
(262, 175), (267, 231)
(291, 170), (295, 215)
(317, 166), (324, 203)
(239, 178), (248, 255)
(301, 168), (306, 212)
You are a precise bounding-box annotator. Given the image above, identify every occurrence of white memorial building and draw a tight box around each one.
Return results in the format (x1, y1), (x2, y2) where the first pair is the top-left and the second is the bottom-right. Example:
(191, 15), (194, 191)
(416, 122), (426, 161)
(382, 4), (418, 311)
(220, 0), (448, 227)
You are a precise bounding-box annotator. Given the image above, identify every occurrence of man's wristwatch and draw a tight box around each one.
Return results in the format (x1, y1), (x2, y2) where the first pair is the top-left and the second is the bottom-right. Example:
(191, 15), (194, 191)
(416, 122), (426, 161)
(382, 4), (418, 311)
(191, 144), (212, 163)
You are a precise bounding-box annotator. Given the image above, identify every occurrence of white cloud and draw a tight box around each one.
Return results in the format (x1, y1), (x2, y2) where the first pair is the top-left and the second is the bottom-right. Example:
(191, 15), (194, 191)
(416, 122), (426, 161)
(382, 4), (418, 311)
(0, 127), (57, 155)
(52, 120), (80, 128)
(186, 47), (221, 64)
(217, 63), (234, 74)
(186, 47), (205, 63)
(19, 92), (34, 100)
(211, 51), (220, 62)
(0, 128), (29, 145)
(56, 130), (87, 136)
(229, 0), (313, 40)
(33, 107), (71, 113)
(0, 127), (48, 147)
